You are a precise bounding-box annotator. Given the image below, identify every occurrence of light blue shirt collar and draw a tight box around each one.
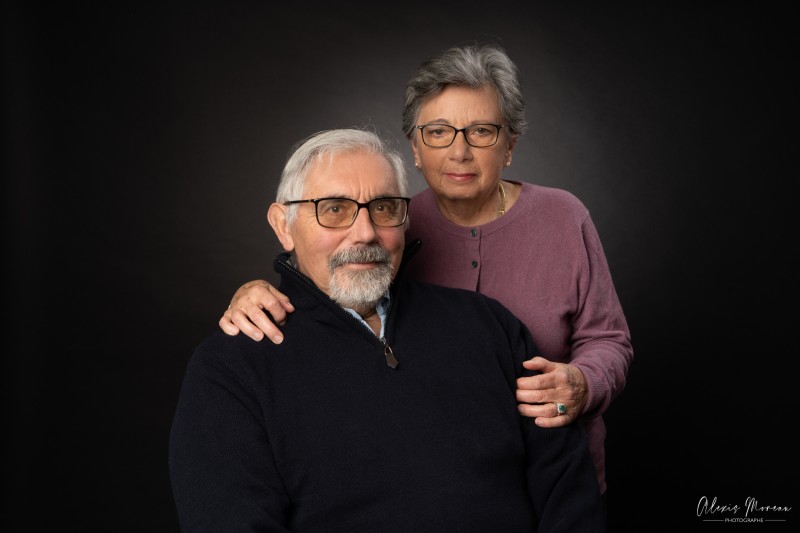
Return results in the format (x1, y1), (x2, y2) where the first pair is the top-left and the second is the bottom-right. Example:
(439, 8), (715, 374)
(344, 292), (391, 338)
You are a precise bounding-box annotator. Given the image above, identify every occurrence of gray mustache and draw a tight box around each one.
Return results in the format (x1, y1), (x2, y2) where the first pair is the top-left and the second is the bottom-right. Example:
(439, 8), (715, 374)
(329, 246), (391, 269)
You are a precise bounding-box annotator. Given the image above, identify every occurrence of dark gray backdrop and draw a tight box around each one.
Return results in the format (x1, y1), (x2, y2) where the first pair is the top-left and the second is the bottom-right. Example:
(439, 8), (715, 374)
(4, 2), (795, 531)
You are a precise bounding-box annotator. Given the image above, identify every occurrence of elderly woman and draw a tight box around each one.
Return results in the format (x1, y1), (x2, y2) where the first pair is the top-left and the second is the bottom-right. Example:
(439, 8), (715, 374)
(220, 43), (633, 497)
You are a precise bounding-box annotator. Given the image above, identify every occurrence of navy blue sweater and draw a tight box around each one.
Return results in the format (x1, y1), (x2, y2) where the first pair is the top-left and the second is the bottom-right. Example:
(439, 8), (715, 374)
(169, 252), (604, 532)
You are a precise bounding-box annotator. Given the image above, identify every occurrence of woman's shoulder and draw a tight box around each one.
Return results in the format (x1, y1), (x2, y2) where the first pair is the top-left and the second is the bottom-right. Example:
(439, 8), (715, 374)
(522, 182), (586, 208)
(517, 182), (589, 220)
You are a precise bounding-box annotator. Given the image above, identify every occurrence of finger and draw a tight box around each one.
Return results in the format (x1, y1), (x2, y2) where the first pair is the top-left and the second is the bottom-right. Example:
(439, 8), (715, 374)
(517, 372), (558, 391)
(237, 284), (294, 325)
(516, 388), (550, 404)
(517, 403), (573, 427)
(218, 313), (241, 336)
(522, 355), (551, 371)
(234, 282), (294, 312)
(516, 402), (555, 419)
(533, 413), (571, 428)
(260, 296), (291, 325)
(268, 286), (295, 313)
(248, 310), (286, 344)
(239, 300), (291, 343)
(227, 308), (267, 342)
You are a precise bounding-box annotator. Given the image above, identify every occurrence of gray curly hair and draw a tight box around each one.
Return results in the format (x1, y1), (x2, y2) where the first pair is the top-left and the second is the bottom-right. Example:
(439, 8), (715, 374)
(401, 43), (527, 142)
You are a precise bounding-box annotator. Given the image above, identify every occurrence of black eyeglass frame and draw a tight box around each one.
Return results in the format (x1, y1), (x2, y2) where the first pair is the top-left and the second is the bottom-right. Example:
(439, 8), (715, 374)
(415, 123), (508, 148)
(283, 196), (411, 228)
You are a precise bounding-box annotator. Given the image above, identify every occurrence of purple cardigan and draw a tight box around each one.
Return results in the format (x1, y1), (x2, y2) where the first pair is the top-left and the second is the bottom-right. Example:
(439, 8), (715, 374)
(404, 182), (634, 494)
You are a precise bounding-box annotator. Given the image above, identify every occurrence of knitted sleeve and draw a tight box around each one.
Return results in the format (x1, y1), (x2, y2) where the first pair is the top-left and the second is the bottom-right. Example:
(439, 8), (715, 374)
(168, 338), (291, 532)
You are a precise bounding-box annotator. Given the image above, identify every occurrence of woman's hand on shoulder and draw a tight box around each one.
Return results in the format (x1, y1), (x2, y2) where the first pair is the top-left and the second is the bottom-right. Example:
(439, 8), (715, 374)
(219, 280), (295, 344)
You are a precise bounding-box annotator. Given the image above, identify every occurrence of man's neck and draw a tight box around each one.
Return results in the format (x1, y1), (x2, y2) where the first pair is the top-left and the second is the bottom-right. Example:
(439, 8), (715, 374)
(343, 296), (390, 338)
(353, 305), (381, 336)
(358, 307), (381, 336)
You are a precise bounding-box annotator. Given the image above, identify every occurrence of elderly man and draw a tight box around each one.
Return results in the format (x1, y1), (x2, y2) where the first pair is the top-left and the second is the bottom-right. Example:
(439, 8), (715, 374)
(168, 128), (604, 532)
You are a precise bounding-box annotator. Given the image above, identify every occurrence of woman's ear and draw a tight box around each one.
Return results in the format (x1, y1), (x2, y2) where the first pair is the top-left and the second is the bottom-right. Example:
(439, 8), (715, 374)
(410, 139), (421, 168)
(267, 203), (294, 251)
(507, 137), (517, 155)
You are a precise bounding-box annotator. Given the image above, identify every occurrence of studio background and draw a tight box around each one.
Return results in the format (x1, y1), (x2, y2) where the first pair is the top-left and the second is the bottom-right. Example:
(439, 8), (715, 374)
(3, 2), (795, 531)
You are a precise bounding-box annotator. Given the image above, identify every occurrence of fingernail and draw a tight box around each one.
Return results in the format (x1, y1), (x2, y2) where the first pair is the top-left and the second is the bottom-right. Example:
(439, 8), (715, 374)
(273, 335), (284, 344)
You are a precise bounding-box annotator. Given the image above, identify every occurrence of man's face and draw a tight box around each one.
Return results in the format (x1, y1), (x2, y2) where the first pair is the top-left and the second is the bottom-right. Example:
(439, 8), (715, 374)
(271, 150), (405, 310)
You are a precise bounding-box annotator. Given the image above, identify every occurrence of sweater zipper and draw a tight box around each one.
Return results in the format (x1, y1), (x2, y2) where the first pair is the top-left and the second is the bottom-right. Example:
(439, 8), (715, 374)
(381, 337), (398, 369)
(278, 256), (399, 369)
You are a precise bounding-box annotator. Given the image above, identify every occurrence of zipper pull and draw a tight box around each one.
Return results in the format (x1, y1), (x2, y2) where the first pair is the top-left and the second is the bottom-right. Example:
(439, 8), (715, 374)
(381, 339), (399, 369)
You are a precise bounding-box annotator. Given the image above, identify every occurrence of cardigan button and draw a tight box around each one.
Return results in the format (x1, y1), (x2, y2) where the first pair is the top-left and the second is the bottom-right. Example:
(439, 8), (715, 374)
(471, 260), (478, 268)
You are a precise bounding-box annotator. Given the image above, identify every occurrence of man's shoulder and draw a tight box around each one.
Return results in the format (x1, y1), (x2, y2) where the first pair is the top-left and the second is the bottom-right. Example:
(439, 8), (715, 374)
(402, 277), (480, 297)
(396, 279), (535, 352)
(188, 330), (272, 373)
(399, 279), (510, 315)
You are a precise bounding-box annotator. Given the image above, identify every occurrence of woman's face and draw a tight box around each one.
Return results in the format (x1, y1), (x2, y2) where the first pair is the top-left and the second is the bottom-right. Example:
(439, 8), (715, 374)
(411, 84), (515, 205)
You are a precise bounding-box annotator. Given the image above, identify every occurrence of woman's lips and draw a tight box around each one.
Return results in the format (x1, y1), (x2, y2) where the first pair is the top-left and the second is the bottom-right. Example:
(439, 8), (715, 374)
(443, 172), (475, 182)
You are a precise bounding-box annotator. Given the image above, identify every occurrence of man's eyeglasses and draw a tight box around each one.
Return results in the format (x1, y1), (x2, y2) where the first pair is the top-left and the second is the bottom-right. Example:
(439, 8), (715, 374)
(415, 123), (507, 148)
(284, 197), (410, 228)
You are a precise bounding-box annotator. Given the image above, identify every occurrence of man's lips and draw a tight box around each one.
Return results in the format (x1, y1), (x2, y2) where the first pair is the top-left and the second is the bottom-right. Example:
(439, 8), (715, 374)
(338, 261), (383, 270)
(346, 262), (378, 268)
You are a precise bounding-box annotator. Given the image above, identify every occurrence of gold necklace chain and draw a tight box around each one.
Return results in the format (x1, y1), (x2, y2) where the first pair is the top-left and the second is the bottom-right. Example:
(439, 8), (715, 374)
(498, 181), (506, 216)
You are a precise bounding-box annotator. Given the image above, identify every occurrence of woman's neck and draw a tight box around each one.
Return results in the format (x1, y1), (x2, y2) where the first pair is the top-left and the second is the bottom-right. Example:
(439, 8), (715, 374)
(435, 180), (515, 226)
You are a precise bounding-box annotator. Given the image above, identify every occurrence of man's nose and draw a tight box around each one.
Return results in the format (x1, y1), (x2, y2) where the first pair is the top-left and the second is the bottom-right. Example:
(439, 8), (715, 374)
(349, 206), (378, 240)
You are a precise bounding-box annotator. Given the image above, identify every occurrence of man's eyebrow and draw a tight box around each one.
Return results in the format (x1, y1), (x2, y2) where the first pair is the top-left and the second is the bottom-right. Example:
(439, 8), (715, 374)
(308, 193), (400, 200)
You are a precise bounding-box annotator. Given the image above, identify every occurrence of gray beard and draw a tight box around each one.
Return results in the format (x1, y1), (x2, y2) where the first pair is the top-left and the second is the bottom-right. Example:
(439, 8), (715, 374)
(328, 245), (393, 310)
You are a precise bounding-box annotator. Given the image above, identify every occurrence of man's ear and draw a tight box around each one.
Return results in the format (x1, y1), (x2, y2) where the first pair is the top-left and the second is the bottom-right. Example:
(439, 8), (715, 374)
(267, 203), (294, 251)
